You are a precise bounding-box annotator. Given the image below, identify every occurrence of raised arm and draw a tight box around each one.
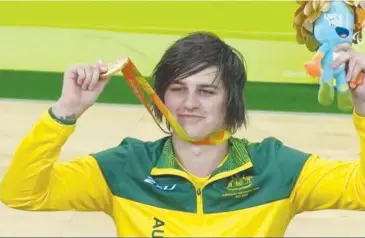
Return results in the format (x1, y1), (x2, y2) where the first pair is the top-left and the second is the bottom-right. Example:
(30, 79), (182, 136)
(0, 109), (113, 213)
(291, 44), (365, 213)
(0, 60), (115, 213)
(290, 110), (365, 214)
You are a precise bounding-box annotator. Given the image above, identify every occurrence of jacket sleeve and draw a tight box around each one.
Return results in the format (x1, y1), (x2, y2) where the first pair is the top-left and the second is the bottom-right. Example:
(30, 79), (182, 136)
(0, 110), (114, 214)
(290, 110), (365, 214)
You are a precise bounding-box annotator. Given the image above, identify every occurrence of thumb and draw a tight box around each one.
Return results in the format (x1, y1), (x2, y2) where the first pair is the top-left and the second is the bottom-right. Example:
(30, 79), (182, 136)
(96, 59), (113, 83)
(96, 59), (108, 74)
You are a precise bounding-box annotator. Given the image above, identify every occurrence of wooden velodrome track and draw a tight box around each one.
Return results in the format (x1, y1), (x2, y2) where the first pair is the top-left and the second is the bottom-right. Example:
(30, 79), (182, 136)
(0, 99), (365, 237)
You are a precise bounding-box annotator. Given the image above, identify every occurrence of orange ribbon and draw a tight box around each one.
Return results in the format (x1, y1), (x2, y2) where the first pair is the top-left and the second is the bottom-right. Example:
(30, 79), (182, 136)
(111, 58), (232, 145)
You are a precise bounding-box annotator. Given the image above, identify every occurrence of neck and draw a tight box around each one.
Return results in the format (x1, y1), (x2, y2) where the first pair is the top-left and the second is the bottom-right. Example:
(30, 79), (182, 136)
(171, 134), (229, 177)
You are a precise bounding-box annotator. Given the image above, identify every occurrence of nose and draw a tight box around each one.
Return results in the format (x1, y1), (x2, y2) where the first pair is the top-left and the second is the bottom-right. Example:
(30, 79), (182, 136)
(335, 27), (349, 38)
(184, 92), (200, 110)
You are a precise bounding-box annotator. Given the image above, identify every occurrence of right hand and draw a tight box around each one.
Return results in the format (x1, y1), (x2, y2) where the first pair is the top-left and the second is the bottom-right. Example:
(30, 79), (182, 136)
(52, 59), (111, 121)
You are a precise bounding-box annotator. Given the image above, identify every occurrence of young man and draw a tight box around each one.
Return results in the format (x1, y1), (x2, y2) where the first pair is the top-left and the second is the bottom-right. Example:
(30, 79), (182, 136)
(1, 32), (365, 237)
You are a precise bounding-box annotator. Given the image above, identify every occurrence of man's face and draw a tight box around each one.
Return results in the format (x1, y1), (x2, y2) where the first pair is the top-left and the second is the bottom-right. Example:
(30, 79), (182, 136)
(164, 66), (228, 139)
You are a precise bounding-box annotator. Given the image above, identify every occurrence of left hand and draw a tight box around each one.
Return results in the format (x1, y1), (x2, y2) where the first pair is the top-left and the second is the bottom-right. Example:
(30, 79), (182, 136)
(331, 43), (365, 115)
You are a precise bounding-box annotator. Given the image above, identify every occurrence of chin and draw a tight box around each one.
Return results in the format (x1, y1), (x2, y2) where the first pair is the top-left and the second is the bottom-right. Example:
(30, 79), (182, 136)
(175, 118), (215, 139)
(182, 126), (211, 139)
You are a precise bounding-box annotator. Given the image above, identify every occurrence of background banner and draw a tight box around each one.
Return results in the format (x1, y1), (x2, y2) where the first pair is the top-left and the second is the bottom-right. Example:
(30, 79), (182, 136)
(1, 1), (364, 113)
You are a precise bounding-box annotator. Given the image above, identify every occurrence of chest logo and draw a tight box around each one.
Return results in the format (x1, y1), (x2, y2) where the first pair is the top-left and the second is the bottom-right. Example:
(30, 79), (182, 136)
(222, 175), (259, 199)
(144, 176), (177, 191)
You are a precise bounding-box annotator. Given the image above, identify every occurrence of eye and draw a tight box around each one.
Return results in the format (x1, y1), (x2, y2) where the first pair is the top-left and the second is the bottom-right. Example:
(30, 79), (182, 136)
(169, 86), (184, 92)
(199, 89), (215, 95)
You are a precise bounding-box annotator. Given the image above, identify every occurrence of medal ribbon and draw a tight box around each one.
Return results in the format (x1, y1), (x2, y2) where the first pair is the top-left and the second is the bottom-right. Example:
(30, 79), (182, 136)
(118, 58), (231, 145)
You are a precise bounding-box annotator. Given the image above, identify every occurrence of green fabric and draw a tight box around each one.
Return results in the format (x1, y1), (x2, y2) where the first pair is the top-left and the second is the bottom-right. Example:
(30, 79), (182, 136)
(92, 137), (197, 213)
(154, 138), (183, 170)
(318, 81), (335, 107)
(203, 137), (311, 213)
(210, 138), (251, 177)
(337, 90), (353, 112)
(154, 137), (252, 175)
(92, 136), (311, 214)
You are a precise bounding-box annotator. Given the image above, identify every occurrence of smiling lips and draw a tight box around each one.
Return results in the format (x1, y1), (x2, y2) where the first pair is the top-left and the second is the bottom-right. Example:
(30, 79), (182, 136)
(178, 114), (204, 119)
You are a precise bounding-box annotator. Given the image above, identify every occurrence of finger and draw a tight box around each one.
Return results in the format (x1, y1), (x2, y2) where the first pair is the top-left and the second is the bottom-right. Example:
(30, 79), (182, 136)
(350, 61), (362, 85)
(89, 65), (100, 90)
(64, 66), (78, 81)
(82, 65), (94, 90)
(96, 59), (108, 74)
(346, 56), (356, 82)
(357, 72), (365, 85)
(96, 59), (111, 82)
(334, 43), (352, 52)
(95, 62), (114, 90)
(332, 52), (351, 69)
(76, 66), (86, 86)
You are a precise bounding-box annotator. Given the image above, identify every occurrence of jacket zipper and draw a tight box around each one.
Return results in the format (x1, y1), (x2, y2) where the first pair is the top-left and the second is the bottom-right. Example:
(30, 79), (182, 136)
(196, 187), (203, 214)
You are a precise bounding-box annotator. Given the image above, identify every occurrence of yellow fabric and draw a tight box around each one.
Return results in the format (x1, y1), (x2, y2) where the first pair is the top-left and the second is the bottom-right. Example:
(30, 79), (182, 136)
(290, 110), (365, 213)
(190, 176), (209, 189)
(175, 156), (228, 189)
(0, 109), (365, 237)
(112, 196), (293, 237)
(0, 111), (113, 214)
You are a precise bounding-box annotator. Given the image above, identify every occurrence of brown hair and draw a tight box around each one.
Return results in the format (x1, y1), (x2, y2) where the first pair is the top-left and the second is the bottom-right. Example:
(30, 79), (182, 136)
(151, 31), (248, 133)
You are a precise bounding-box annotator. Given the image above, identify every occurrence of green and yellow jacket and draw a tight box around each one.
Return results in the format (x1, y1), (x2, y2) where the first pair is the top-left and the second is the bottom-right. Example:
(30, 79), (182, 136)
(1, 109), (365, 237)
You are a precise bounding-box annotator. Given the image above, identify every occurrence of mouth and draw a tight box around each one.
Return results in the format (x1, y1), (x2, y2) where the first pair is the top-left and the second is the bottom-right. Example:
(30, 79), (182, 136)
(178, 114), (204, 119)
(335, 27), (349, 38)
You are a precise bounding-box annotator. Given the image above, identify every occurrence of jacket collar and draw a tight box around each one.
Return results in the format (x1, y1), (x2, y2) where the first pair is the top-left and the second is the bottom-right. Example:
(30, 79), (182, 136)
(150, 137), (253, 179)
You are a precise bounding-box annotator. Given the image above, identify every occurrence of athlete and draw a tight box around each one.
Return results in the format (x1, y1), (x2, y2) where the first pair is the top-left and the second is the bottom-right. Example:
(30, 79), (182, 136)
(1, 32), (365, 237)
